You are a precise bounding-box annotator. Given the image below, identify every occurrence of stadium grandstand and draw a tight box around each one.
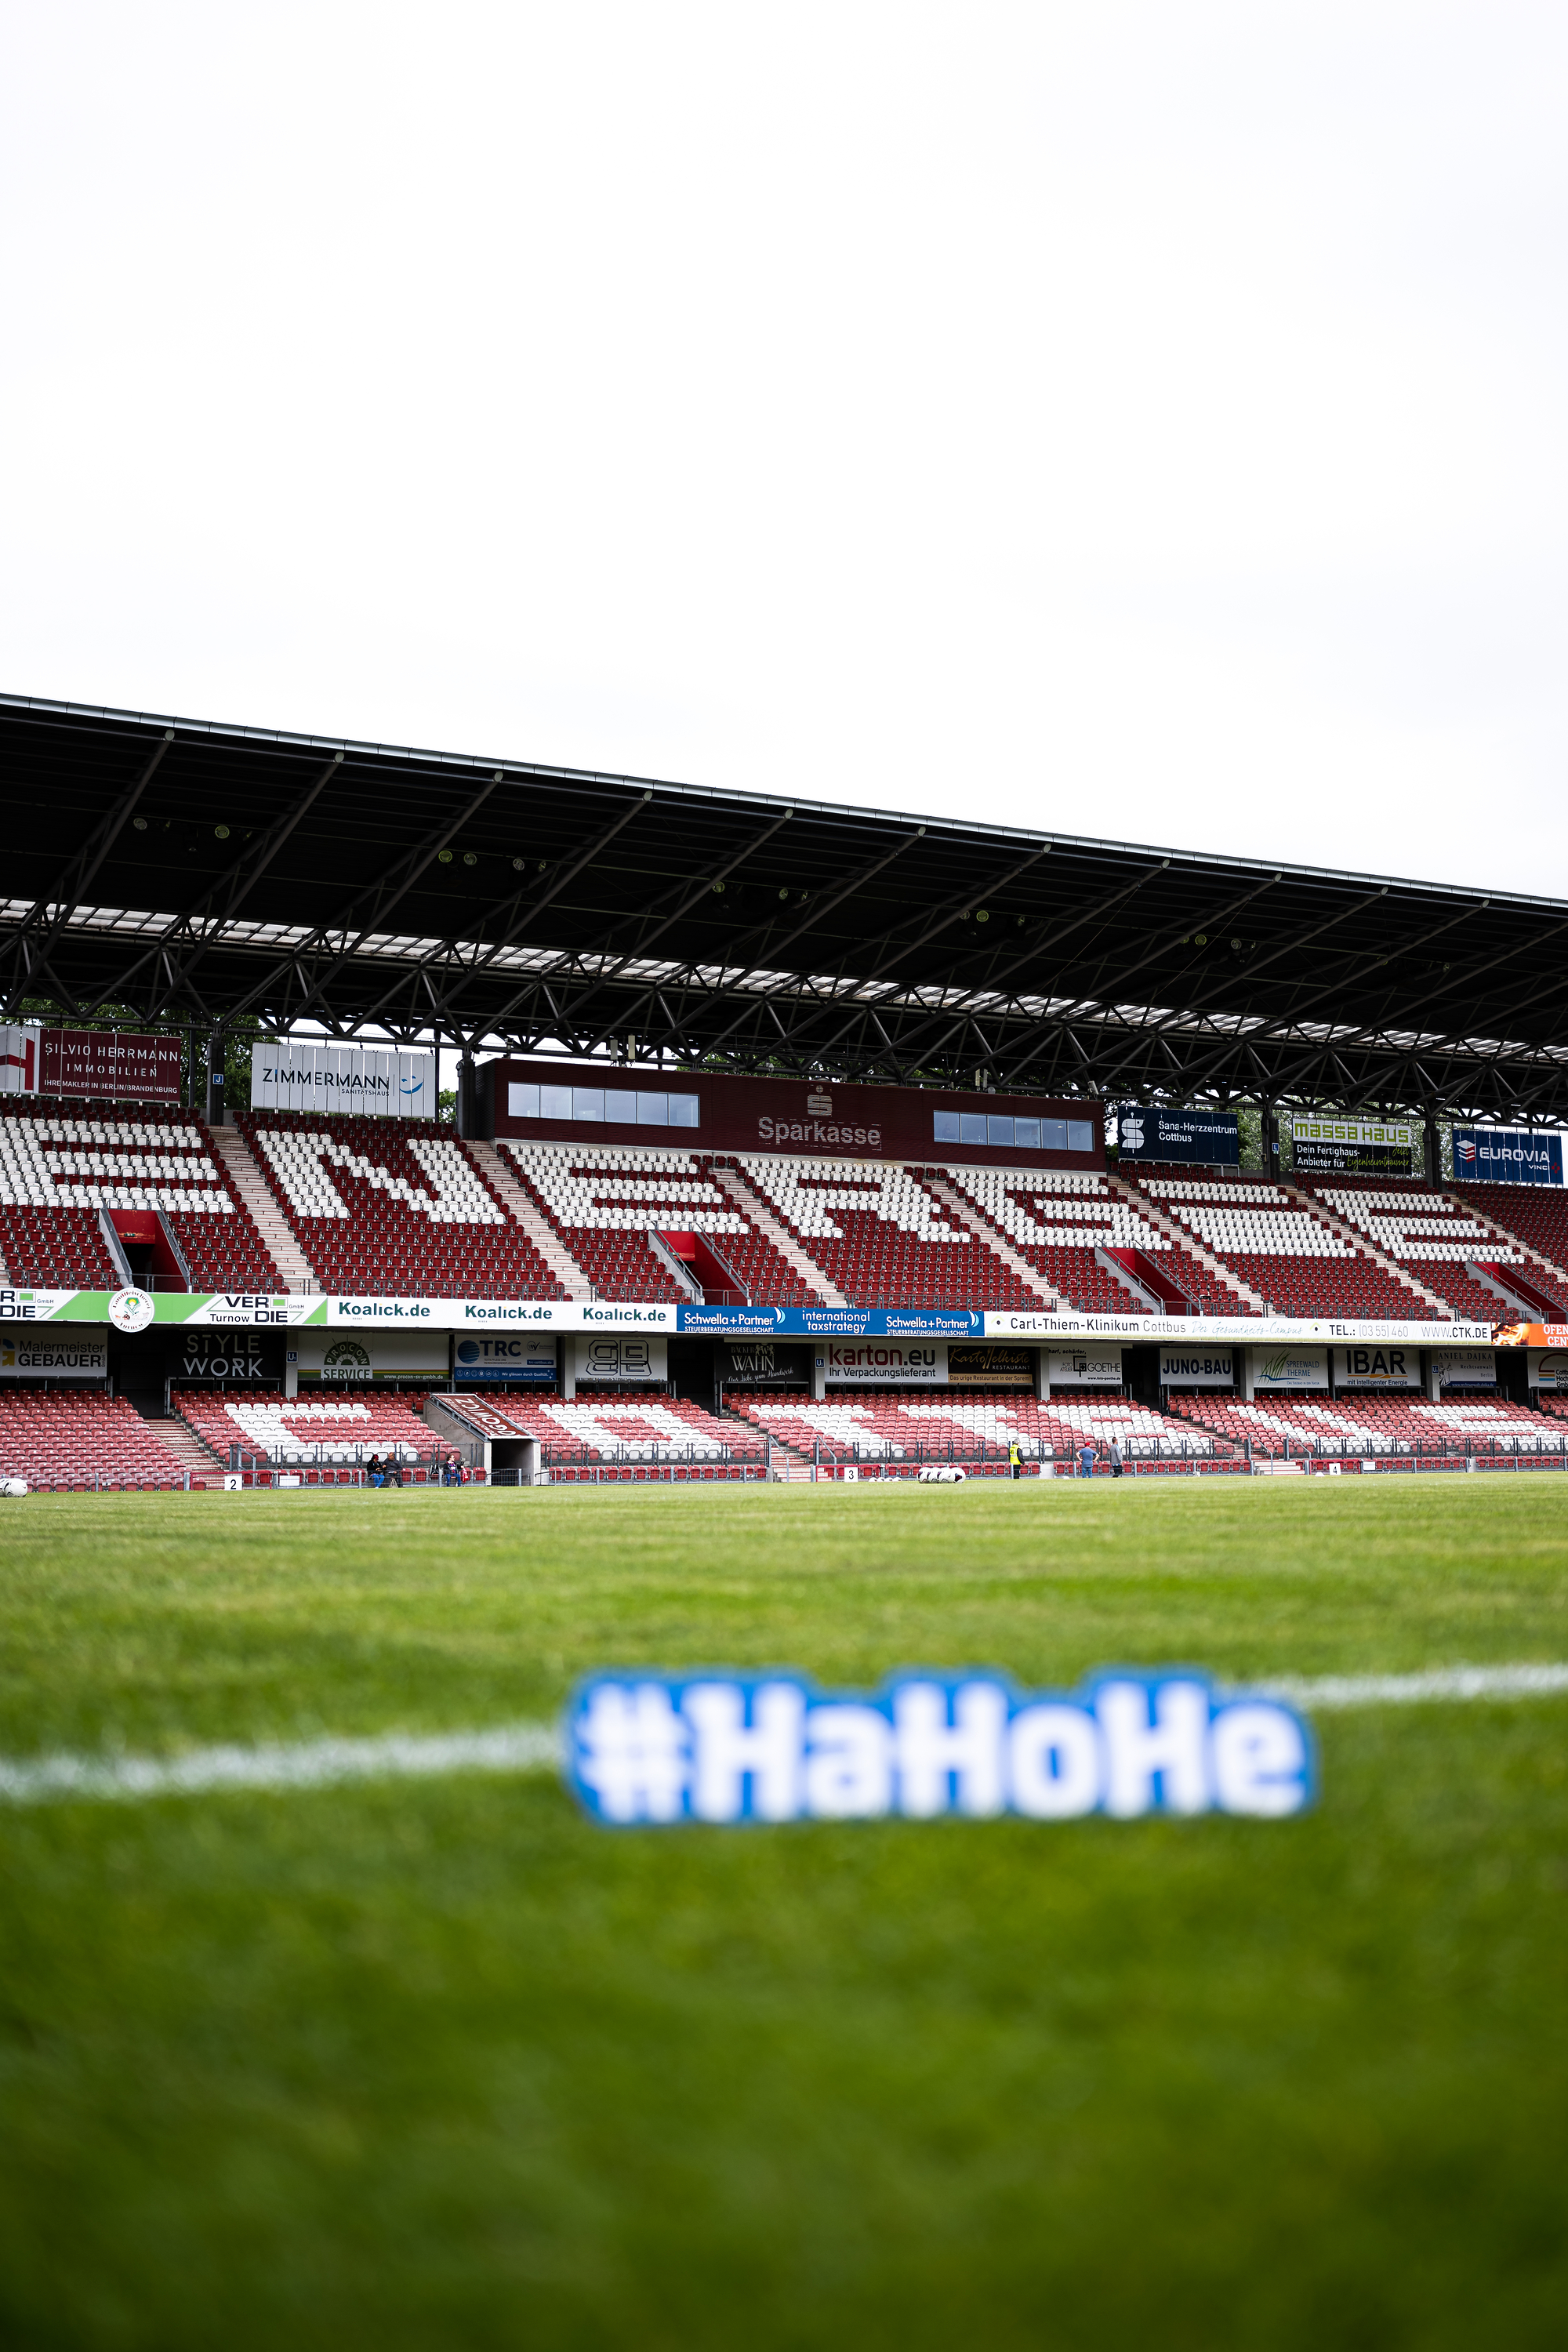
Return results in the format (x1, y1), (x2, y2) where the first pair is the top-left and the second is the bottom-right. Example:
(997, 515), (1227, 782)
(2, 691), (1566, 1490)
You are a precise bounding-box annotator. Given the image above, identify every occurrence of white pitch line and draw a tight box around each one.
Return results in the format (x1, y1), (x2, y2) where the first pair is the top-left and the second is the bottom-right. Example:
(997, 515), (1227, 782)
(2, 1662), (1566, 1807)
(0, 1721), (564, 1806)
(1254, 1661), (1568, 1710)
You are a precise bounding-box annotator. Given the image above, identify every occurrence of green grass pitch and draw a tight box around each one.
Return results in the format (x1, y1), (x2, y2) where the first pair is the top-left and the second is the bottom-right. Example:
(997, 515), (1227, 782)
(1, 1479), (1566, 2349)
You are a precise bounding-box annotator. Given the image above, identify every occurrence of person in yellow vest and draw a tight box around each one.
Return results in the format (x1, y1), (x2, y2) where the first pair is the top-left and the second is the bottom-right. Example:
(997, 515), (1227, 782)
(1008, 1439), (1022, 1481)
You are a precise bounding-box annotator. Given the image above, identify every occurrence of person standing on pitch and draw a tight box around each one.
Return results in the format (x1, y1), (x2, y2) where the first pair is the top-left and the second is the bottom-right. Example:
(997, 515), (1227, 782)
(1109, 1439), (1123, 1479)
(1008, 1439), (1022, 1481)
(1079, 1440), (1096, 1479)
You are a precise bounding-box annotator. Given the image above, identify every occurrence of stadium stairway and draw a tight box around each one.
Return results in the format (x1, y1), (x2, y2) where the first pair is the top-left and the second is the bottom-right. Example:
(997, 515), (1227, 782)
(1279, 1180), (1451, 1314)
(465, 1138), (596, 1297)
(1445, 1185), (1568, 1315)
(717, 1398), (815, 1479)
(705, 1162), (848, 1305)
(1104, 1171), (1269, 1311)
(140, 1408), (224, 1486)
(920, 1171), (1062, 1307)
(208, 1127), (319, 1290)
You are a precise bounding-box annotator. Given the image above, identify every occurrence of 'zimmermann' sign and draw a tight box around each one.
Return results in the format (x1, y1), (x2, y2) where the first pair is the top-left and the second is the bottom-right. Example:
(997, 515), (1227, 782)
(41, 1030), (183, 1103)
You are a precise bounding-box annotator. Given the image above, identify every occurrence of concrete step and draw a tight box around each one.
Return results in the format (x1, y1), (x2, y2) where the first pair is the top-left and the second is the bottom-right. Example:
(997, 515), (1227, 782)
(465, 1138), (595, 1297)
(135, 1408), (224, 1486)
(208, 1126), (320, 1291)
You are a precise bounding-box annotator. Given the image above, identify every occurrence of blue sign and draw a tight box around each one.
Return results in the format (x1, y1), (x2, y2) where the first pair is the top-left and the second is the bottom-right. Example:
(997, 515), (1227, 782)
(566, 1668), (1314, 1825)
(454, 1334), (557, 1383)
(677, 1305), (983, 1338)
(1116, 1105), (1240, 1167)
(1452, 1128), (1563, 1187)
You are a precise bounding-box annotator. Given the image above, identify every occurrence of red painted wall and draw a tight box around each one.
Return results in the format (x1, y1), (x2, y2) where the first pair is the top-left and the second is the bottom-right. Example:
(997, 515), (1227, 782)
(481, 1056), (1104, 1171)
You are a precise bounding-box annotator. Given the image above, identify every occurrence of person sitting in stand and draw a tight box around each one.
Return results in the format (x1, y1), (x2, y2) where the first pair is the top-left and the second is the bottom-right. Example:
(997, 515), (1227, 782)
(385, 1449), (405, 1489)
(366, 1452), (385, 1489)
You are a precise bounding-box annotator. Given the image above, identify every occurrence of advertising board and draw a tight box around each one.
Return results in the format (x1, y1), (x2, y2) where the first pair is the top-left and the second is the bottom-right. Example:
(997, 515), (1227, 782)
(485, 1056), (1104, 1171)
(1046, 1345), (1124, 1388)
(0, 1323), (108, 1379)
(825, 1341), (946, 1385)
(719, 1340), (811, 1385)
(1159, 1345), (1232, 1388)
(1334, 1345), (1418, 1389)
(41, 1029), (183, 1103)
(1115, 1105), (1239, 1167)
(249, 1042), (437, 1119)
(1250, 1347), (1328, 1392)
(946, 1343), (1034, 1388)
(454, 1334), (559, 1385)
(169, 1329), (287, 1385)
(573, 1335), (668, 1384)
(1430, 1348), (1497, 1391)
(1527, 1349), (1568, 1392)
(1451, 1128), (1563, 1187)
(1288, 1116), (1417, 1177)
(294, 1331), (452, 1384)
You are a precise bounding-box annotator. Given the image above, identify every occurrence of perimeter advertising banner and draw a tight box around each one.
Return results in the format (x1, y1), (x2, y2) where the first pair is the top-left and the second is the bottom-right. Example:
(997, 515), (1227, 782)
(0, 1323), (108, 1378)
(1250, 1347), (1328, 1392)
(294, 1331), (452, 1384)
(1452, 1128), (1564, 1187)
(41, 1029), (183, 1103)
(824, 1341), (946, 1385)
(1288, 1116), (1417, 1177)
(1046, 1345), (1123, 1388)
(946, 1343), (1034, 1388)
(1116, 1105), (1240, 1167)
(1159, 1345), (1233, 1388)
(1431, 1348), (1498, 1391)
(1334, 1345), (1419, 1389)
(455, 1334), (559, 1384)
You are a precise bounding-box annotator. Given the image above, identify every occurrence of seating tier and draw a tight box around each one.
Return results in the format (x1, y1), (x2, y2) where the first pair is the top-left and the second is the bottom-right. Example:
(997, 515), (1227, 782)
(1122, 1167), (1439, 1319)
(0, 1109), (279, 1290)
(499, 1145), (782, 1303)
(726, 1388), (1223, 1461)
(456, 1392), (767, 1461)
(1170, 1389), (1566, 1455)
(728, 1157), (1049, 1310)
(173, 1385), (434, 1464)
(939, 1165), (1250, 1313)
(1292, 1176), (1522, 1322)
(0, 1388), (190, 1487)
(1449, 1182), (1568, 1314)
(241, 1115), (566, 1298)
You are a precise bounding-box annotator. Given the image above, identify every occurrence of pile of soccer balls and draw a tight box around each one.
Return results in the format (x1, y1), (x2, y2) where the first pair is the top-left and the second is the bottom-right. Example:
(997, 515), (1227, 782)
(916, 1465), (967, 1484)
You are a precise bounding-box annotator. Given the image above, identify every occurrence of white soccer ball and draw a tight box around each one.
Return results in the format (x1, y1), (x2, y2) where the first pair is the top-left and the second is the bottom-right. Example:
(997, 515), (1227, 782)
(2, 1477), (28, 1498)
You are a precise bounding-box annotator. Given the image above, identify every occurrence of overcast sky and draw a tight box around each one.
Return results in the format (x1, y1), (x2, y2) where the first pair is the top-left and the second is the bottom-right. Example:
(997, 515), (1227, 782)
(5, 2), (1566, 899)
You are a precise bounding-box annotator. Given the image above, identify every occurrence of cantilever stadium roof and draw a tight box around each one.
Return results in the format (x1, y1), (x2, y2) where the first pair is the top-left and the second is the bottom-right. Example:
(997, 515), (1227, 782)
(3, 691), (1564, 1122)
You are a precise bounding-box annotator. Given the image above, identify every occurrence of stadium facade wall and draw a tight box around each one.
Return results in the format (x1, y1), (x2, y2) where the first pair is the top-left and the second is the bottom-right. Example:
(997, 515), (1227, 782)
(481, 1057), (1106, 1171)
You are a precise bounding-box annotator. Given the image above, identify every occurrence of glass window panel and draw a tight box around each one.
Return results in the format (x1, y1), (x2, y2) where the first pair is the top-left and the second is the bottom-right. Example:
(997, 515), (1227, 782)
(1013, 1118), (1040, 1149)
(539, 1085), (573, 1121)
(1067, 1120), (1094, 1153)
(987, 1115), (1014, 1146)
(602, 1090), (637, 1123)
(932, 1110), (961, 1144)
(668, 1094), (699, 1128)
(506, 1083), (540, 1119)
(1040, 1119), (1068, 1149)
(636, 1092), (669, 1126)
(572, 1088), (605, 1123)
(960, 1112), (988, 1145)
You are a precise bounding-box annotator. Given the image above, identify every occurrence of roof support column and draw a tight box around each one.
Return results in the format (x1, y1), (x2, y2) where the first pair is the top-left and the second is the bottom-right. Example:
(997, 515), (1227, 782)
(1263, 1098), (1281, 1183)
(205, 1025), (228, 1127)
(1424, 1112), (1442, 1188)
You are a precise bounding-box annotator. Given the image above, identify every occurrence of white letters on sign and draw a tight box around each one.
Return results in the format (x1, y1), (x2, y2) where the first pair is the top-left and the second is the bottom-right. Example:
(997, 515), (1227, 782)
(568, 1670), (1314, 1824)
